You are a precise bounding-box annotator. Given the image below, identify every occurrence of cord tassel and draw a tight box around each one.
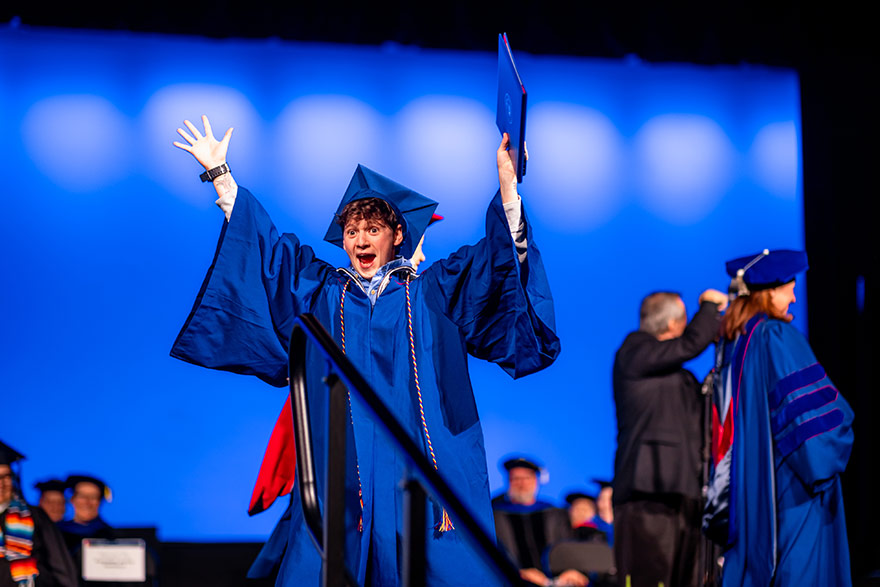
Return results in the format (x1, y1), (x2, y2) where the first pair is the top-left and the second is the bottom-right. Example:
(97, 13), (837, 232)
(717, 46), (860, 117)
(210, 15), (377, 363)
(406, 280), (454, 535)
(436, 508), (455, 533)
(338, 275), (454, 536)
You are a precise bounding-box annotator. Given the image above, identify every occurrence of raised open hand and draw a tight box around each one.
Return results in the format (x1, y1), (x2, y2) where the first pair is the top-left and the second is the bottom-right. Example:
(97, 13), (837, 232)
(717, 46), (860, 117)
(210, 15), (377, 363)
(173, 115), (233, 171)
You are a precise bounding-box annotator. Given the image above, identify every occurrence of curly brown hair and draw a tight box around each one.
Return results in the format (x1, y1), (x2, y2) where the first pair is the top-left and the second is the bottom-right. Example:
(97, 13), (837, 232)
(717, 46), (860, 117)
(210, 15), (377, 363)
(335, 197), (400, 232)
(721, 288), (792, 340)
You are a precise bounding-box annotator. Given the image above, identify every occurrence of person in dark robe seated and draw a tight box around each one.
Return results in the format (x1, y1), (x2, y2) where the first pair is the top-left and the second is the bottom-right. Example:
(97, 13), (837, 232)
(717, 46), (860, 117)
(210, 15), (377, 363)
(492, 458), (588, 586)
(1, 441), (78, 587)
(56, 476), (113, 556)
(33, 481), (67, 524)
(564, 492), (597, 530)
(565, 491), (612, 545)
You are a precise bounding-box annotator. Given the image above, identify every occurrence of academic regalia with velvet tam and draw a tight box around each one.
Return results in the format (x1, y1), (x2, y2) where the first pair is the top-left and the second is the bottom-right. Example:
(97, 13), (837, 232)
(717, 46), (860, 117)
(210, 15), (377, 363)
(703, 249), (853, 585)
(170, 175), (560, 585)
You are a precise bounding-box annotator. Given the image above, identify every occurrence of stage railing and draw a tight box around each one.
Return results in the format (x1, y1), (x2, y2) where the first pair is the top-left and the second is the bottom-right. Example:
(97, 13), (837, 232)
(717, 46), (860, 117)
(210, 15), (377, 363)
(288, 313), (526, 586)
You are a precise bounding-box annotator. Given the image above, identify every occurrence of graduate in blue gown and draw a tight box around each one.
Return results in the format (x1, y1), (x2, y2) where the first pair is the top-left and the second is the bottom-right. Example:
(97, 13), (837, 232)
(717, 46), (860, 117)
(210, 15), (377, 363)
(704, 250), (853, 586)
(170, 116), (560, 585)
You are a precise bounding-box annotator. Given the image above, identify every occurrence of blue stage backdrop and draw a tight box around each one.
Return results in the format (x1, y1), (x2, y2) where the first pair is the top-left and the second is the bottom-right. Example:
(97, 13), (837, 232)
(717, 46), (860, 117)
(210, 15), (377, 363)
(0, 25), (804, 541)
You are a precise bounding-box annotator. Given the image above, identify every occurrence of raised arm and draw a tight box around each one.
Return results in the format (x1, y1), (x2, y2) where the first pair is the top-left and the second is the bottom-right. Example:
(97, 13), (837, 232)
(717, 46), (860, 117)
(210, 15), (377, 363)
(497, 133), (528, 261)
(497, 132), (522, 205)
(173, 115), (238, 219)
(420, 136), (558, 378)
(619, 292), (725, 377)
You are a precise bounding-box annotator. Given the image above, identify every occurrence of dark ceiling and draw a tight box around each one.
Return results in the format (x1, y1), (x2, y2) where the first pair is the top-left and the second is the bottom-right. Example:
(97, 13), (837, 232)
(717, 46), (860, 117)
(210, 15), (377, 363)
(1, 2), (872, 67)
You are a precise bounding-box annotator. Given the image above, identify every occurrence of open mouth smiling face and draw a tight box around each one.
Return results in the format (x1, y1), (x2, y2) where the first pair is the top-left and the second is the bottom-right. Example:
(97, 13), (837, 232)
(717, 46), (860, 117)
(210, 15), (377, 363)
(342, 218), (403, 279)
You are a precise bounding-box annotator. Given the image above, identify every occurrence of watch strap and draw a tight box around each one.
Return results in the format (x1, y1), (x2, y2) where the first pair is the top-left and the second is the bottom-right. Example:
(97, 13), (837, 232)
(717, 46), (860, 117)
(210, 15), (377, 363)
(200, 163), (230, 182)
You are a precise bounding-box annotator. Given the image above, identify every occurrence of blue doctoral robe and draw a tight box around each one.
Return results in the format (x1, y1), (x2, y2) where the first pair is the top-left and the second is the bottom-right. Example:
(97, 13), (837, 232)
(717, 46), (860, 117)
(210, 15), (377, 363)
(717, 315), (853, 586)
(587, 515), (613, 546)
(170, 187), (560, 585)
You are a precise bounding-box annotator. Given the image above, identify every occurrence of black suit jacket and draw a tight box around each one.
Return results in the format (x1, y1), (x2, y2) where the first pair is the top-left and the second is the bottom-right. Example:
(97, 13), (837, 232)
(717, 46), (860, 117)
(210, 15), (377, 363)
(612, 301), (720, 505)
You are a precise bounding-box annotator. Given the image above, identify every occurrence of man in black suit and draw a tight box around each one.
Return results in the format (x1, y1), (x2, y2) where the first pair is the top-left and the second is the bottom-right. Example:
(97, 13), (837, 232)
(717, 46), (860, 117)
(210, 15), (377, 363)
(612, 289), (727, 587)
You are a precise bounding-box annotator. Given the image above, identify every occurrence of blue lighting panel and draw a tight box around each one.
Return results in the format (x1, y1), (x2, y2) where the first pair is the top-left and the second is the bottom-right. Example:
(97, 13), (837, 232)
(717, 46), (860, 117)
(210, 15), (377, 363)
(0, 26), (802, 541)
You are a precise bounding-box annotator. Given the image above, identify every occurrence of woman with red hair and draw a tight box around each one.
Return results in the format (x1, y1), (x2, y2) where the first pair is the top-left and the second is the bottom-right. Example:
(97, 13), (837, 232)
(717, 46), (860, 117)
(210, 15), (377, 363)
(704, 249), (854, 586)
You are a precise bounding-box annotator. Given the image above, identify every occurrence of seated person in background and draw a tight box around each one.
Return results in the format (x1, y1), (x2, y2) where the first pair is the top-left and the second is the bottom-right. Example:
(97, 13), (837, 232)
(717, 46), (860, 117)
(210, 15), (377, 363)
(564, 492), (597, 529)
(591, 479), (614, 546)
(1, 441), (78, 587)
(565, 491), (611, 546)
(34, 480), (67, 524)
(492, 458), (587, 587)
(56, 476), (113, 556)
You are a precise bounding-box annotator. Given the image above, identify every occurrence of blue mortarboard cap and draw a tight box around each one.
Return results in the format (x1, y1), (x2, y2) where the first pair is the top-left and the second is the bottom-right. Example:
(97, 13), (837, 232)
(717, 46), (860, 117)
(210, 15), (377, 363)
(725, 249), (808, 293)
(323, 164), (439, 258)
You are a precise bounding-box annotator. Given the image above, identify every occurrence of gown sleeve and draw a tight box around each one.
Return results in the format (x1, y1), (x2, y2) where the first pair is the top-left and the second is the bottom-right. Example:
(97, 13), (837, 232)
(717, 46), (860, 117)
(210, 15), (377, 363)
(170, 187), (333, 387)
(419, 190), (560, 379)
(764, 322), (854, 494)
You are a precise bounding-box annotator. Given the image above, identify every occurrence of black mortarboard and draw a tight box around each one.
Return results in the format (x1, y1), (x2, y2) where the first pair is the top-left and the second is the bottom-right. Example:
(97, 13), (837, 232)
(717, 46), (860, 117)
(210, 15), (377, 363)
(592, 478), (613, 490)
(502, 456), (541, 473)
(66, 474), (113, 502)
(726, 249), (808, 295)
(34, 479), (67, 494)
(564, 491), (597, 505)
(502, 456), (550, 483)
(0, 440), (25, 466)
(323, 164), (439, 259)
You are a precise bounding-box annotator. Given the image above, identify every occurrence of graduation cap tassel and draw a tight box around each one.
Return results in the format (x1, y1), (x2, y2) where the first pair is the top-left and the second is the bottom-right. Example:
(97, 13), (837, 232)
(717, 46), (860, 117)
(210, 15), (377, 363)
(405, 281), (454, 534)
(729, 249), (772, 298)
(437, 509), (454, 533)
(339, 279), (365, 534)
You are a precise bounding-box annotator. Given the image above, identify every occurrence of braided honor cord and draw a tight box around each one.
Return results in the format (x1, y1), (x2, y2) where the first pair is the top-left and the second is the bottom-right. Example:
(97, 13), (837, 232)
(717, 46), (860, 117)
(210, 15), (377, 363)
(339, 278), (365, 532)
(405, 280), (454, 533)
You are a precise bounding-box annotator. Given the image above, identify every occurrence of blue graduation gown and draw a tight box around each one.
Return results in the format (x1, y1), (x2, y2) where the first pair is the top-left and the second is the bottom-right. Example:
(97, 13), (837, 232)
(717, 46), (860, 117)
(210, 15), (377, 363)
(719, 315), (853, 586)
(170, 187), (560, 585)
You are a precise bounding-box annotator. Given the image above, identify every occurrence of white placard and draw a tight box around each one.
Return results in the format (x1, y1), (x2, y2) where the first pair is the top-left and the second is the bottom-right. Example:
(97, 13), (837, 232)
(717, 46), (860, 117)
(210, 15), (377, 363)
(82, 539), (146, 582)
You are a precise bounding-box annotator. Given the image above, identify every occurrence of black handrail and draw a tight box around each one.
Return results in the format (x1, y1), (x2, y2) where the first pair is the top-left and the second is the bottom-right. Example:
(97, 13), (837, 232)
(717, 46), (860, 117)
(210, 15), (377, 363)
(289, 313), (526, 586)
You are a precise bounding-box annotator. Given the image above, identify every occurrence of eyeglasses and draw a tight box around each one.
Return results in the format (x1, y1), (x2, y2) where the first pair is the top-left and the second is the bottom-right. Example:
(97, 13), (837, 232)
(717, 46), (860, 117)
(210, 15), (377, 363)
(73, 492), (101, 502)
(0, 473), (13, 482)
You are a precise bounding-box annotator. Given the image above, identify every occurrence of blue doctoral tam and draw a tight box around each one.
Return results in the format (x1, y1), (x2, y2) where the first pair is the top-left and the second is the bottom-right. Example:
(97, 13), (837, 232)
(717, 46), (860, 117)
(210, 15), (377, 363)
(725, 249), (808, 291)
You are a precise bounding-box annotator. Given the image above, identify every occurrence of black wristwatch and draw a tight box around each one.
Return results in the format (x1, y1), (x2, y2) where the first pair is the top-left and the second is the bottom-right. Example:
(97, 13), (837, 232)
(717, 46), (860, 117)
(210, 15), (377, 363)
(200, 163), (230, 183)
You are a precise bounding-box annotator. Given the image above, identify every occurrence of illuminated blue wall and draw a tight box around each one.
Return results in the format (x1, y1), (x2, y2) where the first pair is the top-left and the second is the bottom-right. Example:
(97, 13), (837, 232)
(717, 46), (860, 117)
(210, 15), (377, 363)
(0, 25), (804, 541)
